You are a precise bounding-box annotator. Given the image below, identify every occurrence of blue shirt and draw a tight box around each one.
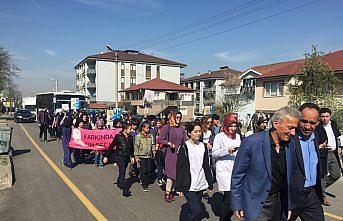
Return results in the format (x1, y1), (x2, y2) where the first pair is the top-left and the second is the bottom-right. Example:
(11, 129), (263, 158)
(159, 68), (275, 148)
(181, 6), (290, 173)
(299, 133), (318, 187)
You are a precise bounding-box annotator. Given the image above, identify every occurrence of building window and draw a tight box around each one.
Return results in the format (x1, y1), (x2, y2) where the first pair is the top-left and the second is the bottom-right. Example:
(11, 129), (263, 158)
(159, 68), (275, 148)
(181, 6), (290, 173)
(121, 63), (125, 77)
(156, 65), (160, 79)
(146, 65), (151, 81)
(121, 77), (125, 89)
(130, 77), (136, 85)
(130, 64), (136, 86)
(130, 64), (136, 71)
(180, 107), (188, 116)
(264, 82), (284, 97)
(154, 92), (160, 100)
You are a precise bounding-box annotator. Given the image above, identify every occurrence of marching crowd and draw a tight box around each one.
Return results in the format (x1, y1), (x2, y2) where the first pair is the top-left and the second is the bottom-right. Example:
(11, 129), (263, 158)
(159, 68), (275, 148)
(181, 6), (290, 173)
(36, 103), (343, 221)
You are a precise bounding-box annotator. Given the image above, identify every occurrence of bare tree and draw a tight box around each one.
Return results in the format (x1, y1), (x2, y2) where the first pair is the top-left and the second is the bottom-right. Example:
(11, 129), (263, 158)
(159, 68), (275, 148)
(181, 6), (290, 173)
(0, 47), (20, 92)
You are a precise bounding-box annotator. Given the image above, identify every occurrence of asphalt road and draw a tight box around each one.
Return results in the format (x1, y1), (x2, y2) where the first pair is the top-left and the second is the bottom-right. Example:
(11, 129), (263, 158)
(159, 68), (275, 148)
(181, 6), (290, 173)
(0, 120), (342, 221)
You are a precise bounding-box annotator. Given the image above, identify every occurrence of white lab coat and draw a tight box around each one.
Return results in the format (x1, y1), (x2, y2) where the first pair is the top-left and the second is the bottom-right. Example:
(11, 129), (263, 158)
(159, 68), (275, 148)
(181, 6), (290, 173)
(212, 132), (241, 191)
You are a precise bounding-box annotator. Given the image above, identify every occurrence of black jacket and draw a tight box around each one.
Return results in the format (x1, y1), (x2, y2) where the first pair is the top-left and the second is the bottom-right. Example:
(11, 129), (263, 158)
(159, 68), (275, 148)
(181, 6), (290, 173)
(316, 120), (342, 175)
(106, 132), (134, 158)
(175, 142), (213, 192)
(290, 132), (323, 210)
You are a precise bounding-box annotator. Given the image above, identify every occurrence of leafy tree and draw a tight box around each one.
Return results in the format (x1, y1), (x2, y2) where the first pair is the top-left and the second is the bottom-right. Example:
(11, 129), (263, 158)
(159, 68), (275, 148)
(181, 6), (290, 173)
(0, 47), (20, 92)
(217, 72), (243, 115)
(288, 46), (341, 108)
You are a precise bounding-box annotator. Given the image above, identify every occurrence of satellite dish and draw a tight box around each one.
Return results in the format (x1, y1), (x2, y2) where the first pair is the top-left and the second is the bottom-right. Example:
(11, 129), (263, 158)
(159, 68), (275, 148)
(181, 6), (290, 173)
(106, 45), (113, 51)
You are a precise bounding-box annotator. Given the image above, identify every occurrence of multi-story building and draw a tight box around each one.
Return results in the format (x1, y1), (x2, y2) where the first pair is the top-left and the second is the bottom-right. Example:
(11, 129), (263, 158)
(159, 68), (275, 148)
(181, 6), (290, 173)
(74, 50), (186, 108)
(181, 66), (242, 115)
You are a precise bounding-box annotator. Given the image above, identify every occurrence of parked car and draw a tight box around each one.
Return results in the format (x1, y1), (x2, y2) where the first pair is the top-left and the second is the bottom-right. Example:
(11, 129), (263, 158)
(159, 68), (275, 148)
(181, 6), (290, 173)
(14, 109), (36, 123)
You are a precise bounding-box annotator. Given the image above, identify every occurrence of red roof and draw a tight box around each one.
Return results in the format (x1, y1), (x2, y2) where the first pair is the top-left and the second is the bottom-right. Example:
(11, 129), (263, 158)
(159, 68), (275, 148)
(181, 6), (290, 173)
(75, 50), (186, 68)
(249, 50), (343, 78)
(121, 78), (195, 92)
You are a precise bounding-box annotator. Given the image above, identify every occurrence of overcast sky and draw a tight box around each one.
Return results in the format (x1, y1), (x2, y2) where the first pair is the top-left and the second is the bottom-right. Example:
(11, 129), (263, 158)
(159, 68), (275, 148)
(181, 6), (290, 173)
(1, 0), (342, 96)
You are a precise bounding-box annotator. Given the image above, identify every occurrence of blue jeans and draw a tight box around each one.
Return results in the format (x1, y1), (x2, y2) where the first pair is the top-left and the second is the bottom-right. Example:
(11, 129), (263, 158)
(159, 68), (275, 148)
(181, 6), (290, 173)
(94, 152), (104, 167)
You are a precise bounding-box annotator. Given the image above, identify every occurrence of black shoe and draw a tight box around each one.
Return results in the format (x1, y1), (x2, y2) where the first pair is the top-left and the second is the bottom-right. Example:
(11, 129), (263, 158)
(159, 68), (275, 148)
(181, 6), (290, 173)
(123, 191), (132, 197)
(117, 184), (124, 190)
(203, 191), (209, 200)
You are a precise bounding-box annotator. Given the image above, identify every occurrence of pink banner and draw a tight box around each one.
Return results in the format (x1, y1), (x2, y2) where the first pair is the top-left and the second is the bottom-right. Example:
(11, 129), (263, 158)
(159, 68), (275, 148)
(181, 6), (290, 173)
(69, 128), (121, 150)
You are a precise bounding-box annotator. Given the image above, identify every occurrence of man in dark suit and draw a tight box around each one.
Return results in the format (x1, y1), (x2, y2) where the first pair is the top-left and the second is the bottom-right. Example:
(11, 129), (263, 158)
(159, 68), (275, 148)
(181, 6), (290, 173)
(231, 106), (300, 221)
(38, 108), (49, 142)
(289, 103), (324, 221)
(316, 107), (342, 206)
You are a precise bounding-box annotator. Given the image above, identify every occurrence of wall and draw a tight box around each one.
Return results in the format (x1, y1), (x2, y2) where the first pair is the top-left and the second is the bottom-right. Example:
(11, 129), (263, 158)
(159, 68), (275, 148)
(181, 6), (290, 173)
(96, 61), (116, 102)
(160, 66), (180, 84)
(255, 76), (290, 113)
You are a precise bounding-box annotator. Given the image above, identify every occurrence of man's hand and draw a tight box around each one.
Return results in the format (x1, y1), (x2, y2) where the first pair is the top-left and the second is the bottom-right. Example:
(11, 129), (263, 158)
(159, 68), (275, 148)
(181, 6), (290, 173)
(319, 141), (328, 150)
(103, 157), (108, 164)
(234, 210), (244, 220)
(287, 210), (292, 220)
(340, 148), (343, 157)
(134, 156), (140, 163)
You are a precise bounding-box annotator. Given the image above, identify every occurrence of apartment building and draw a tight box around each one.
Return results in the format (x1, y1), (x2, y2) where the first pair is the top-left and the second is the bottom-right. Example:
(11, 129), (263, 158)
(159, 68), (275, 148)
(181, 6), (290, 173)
(121, 78), (195, 122)
(75, 50), (186, 108)
(181, 66), (242, 114)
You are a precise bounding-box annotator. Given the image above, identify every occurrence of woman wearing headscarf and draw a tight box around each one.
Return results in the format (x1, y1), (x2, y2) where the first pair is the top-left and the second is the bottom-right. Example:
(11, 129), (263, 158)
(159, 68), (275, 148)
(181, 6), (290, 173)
(212, 114), (241, 221)
(245, 112), (268, 137)
(158, 111), (186, 202)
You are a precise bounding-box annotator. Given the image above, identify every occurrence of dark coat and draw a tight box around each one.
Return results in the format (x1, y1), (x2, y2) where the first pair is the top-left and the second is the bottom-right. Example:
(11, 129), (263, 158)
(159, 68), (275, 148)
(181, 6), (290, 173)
(38, 110), (49, 125)
(289, 132), (323, 210)
(106, 132), (134, 158)
(315, 120), (342, 176)
(175, 142), (213, 192)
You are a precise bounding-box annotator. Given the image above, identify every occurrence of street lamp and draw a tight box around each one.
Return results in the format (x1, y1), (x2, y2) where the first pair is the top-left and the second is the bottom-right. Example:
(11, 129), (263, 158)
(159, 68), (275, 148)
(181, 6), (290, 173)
(51, 78), (58, 92)
(106, 44), (119, 109)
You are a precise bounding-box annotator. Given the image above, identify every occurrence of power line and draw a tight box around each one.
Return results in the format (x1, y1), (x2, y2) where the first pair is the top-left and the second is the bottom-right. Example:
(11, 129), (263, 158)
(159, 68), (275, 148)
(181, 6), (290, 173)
(138, 0), (284, 50)
(122, 0), (266, 49)
(156, 0), (323, 52)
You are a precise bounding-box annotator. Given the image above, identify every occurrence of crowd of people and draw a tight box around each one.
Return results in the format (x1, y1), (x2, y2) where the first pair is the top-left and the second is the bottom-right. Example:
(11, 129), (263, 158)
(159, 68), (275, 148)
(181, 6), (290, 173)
(36, 104), (342, 221)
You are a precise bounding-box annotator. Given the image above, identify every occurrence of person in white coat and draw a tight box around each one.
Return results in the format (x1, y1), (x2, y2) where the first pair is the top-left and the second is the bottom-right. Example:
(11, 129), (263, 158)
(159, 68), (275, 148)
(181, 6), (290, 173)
(212, 114), (241, 221)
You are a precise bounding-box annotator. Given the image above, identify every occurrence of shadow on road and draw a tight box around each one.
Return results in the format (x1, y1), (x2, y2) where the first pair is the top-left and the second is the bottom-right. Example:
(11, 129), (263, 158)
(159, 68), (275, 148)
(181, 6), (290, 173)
(208, 192), (223, 217)
(12, 149), (31, 157)
(179, 201), (210, 221)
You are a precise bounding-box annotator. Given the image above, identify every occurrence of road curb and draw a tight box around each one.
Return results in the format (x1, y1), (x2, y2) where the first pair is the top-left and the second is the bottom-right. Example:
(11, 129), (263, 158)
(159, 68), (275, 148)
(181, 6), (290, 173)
(0, 155), (13, 190)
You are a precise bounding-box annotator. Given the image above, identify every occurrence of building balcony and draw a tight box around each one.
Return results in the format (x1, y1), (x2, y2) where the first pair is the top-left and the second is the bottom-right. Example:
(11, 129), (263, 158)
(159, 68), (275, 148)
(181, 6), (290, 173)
(89, 97), (96, 102)
(87, 69), (96, 76)
(125, 99), (178, 107)
(181, 101), (194, 106)
(203, 87), (216, 92)
(87, 82), (96, 88)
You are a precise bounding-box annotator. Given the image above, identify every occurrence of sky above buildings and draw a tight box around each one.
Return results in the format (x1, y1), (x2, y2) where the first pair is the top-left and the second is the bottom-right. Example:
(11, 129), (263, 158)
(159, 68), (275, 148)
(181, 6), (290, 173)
(1, 0), (342, 96)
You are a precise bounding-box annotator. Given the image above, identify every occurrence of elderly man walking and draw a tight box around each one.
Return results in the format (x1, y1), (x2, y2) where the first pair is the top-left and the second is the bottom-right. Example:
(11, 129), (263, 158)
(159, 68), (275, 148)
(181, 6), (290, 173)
(231, 106), (300, 221)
